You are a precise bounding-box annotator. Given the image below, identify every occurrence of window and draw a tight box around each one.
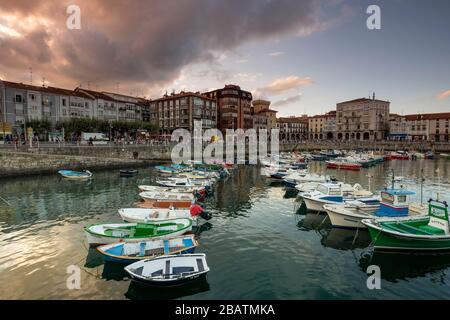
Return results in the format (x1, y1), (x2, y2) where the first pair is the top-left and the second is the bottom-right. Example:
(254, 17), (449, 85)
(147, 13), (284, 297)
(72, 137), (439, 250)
(15, 95), (22, 103)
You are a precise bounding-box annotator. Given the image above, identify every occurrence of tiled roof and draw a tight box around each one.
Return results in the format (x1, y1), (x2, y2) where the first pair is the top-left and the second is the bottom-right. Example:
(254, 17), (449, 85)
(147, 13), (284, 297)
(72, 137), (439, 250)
(405, 112), (450, 121)
(2, 81), (94, 99)
(338, 98), (389, 104)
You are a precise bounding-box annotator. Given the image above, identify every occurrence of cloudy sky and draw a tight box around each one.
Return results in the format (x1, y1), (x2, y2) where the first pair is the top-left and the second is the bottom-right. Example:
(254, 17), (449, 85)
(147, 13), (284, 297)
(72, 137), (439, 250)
(0, 0), (449, 116)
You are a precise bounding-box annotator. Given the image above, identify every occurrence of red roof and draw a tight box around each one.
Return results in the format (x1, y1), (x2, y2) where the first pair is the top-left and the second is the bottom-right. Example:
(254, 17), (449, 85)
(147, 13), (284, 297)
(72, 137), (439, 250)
(405, 112), (450, 121)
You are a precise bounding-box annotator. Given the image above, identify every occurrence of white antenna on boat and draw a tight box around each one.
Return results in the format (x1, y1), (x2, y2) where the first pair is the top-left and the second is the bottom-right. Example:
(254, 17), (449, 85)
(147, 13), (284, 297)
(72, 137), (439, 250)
(436, 168), (441, 201)
(420, 168), (424, 205)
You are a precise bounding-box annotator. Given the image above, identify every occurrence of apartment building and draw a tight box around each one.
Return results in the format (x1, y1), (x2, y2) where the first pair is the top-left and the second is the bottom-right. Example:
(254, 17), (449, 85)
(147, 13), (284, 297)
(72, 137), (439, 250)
(308, 111), (336, 140)
(252, 99), (278, 131)
(336, 94), (390, 141)
(149, 91), (217, 134)
(204, 85), (253, 133)
(405, 112), (450, 142)
(388, 114), (408, 140)
(277, 116), (308, 142)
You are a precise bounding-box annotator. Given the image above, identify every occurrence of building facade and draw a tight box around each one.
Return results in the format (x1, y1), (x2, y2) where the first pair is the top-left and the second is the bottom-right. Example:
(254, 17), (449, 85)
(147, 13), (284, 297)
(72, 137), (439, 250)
(149, 91), (217, 134)
(252, 99), (278, 131)
(405, 113), (450, 142)
(204, 85), (252, 133)
(388, 114), (408, 140)
(336, 95), (390, 141)
(277, 116), (308, 143)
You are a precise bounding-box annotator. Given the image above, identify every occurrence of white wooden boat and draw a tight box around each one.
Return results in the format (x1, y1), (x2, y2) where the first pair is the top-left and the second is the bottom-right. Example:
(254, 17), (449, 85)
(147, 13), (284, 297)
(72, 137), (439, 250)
(58, 170), (92, 180)
(324, 188), (427, 229)
(138, 185), (205, 195)
(301, 183), (379, 212)
(84, 218), (193, 246)
(139, 191), (194, 208)
(156, 178), (212, 188)
(118, 208), (193, 223)
(125, 253), (210, 286)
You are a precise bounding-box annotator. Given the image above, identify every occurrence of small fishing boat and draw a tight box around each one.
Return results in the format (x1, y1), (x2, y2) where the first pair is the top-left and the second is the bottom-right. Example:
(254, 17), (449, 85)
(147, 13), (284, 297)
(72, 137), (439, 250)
(139, 191), (194, 209)
(125, 253), (210, 286)
(362, 199), (450, 251)
(326, 160), (362, 171)
(96, 235), (198, 264)
(119, 169), (138, 177)
(389, 152), (410, 160)
(138, 185), (206, 196)
(119, 205), (211, 223)
(58, 170), (92, 180)
(324, 188), (427, 229)
(301, 183), (378, 212)
(155, 165), (180, 174)
(425, 151), (434, 159)
(156, 178), (212, 189)
(84, 218), (193, 246)
(119, 208), (193, 223)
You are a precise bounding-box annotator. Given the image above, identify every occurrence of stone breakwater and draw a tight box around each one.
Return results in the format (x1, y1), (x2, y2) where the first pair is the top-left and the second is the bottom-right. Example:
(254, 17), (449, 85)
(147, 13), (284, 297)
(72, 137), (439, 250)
(0, 151), (148, 178)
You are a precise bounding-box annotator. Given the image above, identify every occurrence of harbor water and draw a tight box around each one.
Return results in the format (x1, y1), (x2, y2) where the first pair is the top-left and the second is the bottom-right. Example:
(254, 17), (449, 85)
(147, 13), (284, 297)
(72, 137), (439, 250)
(1, 159), (450, 299)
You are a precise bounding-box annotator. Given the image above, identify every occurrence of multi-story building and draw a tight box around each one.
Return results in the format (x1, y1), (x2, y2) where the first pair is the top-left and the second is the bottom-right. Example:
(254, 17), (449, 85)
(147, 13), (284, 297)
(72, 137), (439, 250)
(388, 114), (408, 140)
(405, 113), (450, 142)
(101, 92), (145, 122)
(76, 88), (120, 122)
(323, 111), (337, 140)
(1, 81), (94, 128)
(336, 94), (390, 141)
(252, 99), (278, 131)
(149, 91), (217, 134)
(204, 85), (252, 133)
(277, 116), (308, 142)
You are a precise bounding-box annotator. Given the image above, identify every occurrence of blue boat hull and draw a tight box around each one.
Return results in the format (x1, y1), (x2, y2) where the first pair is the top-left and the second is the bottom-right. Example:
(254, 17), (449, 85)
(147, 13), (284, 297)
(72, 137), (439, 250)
(101, 247), (196, 264)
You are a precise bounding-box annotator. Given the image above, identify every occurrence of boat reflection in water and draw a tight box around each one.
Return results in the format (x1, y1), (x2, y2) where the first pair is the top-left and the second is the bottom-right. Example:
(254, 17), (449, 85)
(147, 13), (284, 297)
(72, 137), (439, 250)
(283, 188), (299, 199)
(296, 212), (330, 232)
(359, 251), (450, 283)
(102, 261), (129, 281)
(321, 228), (371, 251)
(125, 277), (210, 300)
(84, 247), (104, 269)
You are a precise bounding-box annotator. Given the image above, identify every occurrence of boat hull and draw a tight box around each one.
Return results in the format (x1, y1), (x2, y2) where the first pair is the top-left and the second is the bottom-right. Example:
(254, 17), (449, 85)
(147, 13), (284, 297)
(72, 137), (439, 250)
(364, 220), (450, 251)
(129, 272), (207, 287)
(100, 247), (196, 264)
(324, 206), (368, 229)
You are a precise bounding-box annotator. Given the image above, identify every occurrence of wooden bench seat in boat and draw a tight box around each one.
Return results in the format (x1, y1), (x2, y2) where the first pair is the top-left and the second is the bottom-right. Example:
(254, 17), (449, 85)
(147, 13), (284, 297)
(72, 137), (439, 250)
(383, 222), (442, 236)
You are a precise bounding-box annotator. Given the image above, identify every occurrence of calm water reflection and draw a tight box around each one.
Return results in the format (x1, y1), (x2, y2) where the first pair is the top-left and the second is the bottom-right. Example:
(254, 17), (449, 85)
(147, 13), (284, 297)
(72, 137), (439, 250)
(1, 159), (450, 299)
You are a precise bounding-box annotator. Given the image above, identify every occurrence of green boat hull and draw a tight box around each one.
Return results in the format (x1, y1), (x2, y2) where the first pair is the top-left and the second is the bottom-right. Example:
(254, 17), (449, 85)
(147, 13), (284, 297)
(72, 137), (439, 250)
(366, 225), (450, 251)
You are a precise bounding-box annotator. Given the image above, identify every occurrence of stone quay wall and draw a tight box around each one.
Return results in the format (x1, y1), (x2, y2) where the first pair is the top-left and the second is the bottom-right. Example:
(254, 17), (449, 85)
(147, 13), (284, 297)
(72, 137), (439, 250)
(0, 150), (147, 178)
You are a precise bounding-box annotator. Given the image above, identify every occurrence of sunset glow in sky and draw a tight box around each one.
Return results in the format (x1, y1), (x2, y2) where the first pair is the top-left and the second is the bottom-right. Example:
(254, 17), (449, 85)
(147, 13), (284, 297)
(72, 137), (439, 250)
(0, 0), (449, 116)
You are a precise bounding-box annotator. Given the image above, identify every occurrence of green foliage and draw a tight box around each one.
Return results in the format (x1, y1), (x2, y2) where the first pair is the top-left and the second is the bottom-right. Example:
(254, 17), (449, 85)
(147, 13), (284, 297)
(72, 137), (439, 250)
(27, 118), (52, 135)
(55, 118), (157, 138)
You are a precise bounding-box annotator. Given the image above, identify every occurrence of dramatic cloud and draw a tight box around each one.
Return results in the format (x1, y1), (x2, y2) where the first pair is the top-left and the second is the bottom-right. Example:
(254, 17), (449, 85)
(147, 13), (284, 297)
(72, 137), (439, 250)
(259, 76), (313, 96)
(437, 90), (450, 100)
(272, 93), (303, 107)
(0, 0), (324, 95)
